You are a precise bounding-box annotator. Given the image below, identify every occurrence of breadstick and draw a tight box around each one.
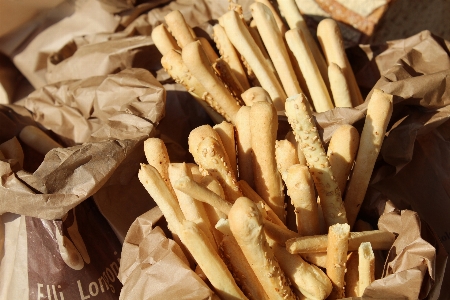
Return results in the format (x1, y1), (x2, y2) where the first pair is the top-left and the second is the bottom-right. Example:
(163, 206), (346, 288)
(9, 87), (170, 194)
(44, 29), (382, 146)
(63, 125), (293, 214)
(220, 235), (270, 300)
(263, 219), (299, 245)
(255, 0), (288, 35)
(271, 243), (332, 300)
(285, 131), (307, 166)
(161, 49), (228, 122)
(285, 94), (347, 226)
(248, 20), (276, 76)
(275, 139), (299, 182)
(239, 180), (286, 228)
(213, 121), (237, 177)
(198, 37), (219, 64)
(164, 10), (196, 48)
(201, 174), (227, 244)
(174, 175), (232, 215)
(277, 0), (329, 87)
(326, 223), (350, 300)
(251, 2), (302, 98)
(144, 138), (175, 196)
(285, 164), (320, 236)
(241, 87), (272, 106)
(0, 137), (24, 167)
(285, 229), (395, 254)
(228, 197), (297, 300)
(182, 41), (241, 124)
(178, 220), (247, 300)
(151, 23), (181, 55)
(328, 62), (353, 108)
(234, 107), (254, 188)
(358, 242), (375, 296)
(196, 136), (242, 203)
(301, 252), (328, 269)
(327, 124), (359, 194)
(345, 251), (359, 297)
(138, 164), (185, 234)
(212, 58), (246, 104)
(213, 24), (250, 91)
(344, 89), (393, 228)
(222, 10), (287, 110)
(285, 29), (333, 113)
(19, 125), (62, 155)
(317, 19), (364, 107)
(168, 163), (217, 251)
(250, 101), (285, 221)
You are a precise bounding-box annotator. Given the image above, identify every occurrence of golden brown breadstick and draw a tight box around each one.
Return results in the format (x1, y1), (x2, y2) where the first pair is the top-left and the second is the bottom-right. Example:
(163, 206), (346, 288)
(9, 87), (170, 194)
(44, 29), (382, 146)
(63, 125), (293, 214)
(285, 131), (307, 166)
(168, 163), (217, 251)
(220, 235), (270, 300)
(212, 58), (246, 104)
(317, 19), (364, 107)
(277, 0), (329, 88)
(164, 10), (196, 48)
(345, 251), (359, 297)
(195, 136), (242, 203)
(250, 101), (285, 221)
(222, 10), (287, 110)
(138, 164), (185, 234)
(285, 29), (333, 113)
(255, 0), (288, 35)
(144, 138), (175, 196)
(285, 94), (347, 226)
(327, 124), (360, 194)
(271, 243), (332, 300)
(178, 220), (247, 300)
(241, 87), (272, 106)
(285, 229), (395, 254)
(263, 219), (299, 245)
(358, 242), (375, 296)
(275, 139), (299, 181)
(0, 137), (24, 168)
(301, 252), (328, 269)
(198, 37), (219, 64)
(213, 24), (250, 91)
(239, 180), (286, 228)
(19, 125), (62, 155)
(188, 125), (230, 169)
(285, 164), (320, 236)
(251, 2), (302, 98)
(228, 197), (297, 300)
(326, 223), (350, 300)
(344, 89), (393, 228)
(201, 174), (227, 244)
(328, 62), (353, 108)
(174, 175), (232, 215)
(182, 41), (241, 124)
(151, 23), (181, 55)
(248, 20), (276, 77)
(234, 107), (254, 188)
(161, 49), (227, 123)
(213, 121), (237, 177)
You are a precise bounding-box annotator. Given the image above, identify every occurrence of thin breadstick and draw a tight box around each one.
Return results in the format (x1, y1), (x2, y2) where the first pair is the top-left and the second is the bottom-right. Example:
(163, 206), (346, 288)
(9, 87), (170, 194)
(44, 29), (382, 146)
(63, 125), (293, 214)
(174, 175), (232, 215)
(317, 19), (364, 107)
(263, 219), (299, 245)
(251, 2), (302, 98)
(255, 0), (288, 35)
(285, 131), (307, 166)
(285, 164), (320, 236)
(168, 163), (218, 251)
(271, 243), (332, 300)
(19, 125), (62, 155)
(285, 230), (395, 254)
(138, 164), (185, 234)
(164, 10), (196, 48)
(328, 62), (353, 108)
(196, 136), (242, 203)
(327, 124), (360, 194)
(201, 174), (227, 244)
(228, 197), (297, 300)
(0, 137), (24, 167)
(277, 0), (329, 87)
(222, 10), (287, 110)
(213, 24), (250, 91)
(144, 138), (175, 196)
(250, 101), (285, 221)
(178, 220), (247, 300)
(234, 107), (254, 188)
(326, 223), (350, 300)
(344, 89), (393, 228)
(285, 94), (347, 226)
(151, 23), (181, 55)
(212, 58), (246, 104)
(301, 252), (328, 269)
(248, 20), (277, 76)
(358, 242), (375, 296)
(345, 251), (359, 297)
(275, 139), (299, 181)
(198, 37), (219, 64)
(161, 49), (228, 122)
(213, 121), (237, 177)
(182, 41), (241, 124)
(239, 180), (286, 228)
(241, 87), (272, 106)
(220, 235), (270, 300)
(285, 29), (333, 113)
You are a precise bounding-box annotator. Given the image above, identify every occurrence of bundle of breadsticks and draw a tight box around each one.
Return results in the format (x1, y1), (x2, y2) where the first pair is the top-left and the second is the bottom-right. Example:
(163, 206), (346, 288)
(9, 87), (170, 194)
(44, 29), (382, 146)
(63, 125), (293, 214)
(152, 0), (365, 124)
